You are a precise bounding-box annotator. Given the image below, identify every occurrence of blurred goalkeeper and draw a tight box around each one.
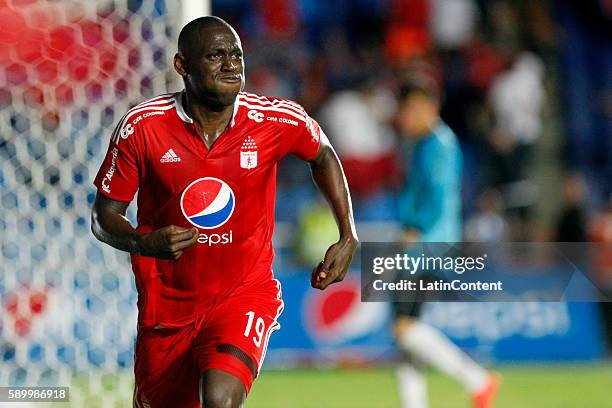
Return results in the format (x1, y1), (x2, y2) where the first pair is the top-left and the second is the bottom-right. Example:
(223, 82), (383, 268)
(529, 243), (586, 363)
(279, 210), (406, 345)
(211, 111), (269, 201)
(394, 77), (499, 408)
(91, 16), (357, 408)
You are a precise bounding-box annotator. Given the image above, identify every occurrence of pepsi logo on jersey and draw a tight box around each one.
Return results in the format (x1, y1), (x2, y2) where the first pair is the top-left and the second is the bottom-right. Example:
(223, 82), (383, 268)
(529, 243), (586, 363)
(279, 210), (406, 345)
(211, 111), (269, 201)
(180, 177), (235, 246)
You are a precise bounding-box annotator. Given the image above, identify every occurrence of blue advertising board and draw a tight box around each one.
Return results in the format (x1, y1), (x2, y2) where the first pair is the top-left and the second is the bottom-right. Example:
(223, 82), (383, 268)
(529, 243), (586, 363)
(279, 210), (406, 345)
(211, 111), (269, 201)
(264, 273), (605, 366)
(265, 273), (395, 365)
(421, 302), (605, 362)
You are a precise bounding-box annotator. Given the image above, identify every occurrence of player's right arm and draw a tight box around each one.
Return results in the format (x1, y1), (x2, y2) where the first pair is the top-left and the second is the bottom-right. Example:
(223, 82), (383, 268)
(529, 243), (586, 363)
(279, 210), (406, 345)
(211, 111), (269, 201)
(280, 107), (357, 289)
(91, 193), (197, 260)
(91, 112), (197, 260)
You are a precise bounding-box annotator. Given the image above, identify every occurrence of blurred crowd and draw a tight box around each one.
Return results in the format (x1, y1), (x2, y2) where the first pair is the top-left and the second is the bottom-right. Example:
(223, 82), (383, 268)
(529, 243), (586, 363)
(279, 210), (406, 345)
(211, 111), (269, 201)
(216, 0), (611, 248)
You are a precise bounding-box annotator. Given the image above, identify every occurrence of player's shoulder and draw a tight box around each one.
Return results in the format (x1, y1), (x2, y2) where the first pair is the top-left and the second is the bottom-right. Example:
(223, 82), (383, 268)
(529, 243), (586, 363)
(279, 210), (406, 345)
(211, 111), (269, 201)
(124, 93), (178, 125)
(112, 93), (177, 144)
(237, 91), (309, 126)
(422, 124), (460, 162)
(238, 91), (307, 114)
(434, 123), (460, 150)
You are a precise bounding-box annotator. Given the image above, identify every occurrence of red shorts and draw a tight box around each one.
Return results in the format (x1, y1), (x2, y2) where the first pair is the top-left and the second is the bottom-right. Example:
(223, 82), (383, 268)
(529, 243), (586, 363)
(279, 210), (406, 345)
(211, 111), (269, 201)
(133, 278), (283, 408)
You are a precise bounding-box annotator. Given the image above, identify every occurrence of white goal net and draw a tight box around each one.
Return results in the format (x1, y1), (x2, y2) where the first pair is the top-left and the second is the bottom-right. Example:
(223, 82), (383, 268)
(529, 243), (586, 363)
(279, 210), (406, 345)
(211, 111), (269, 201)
(0, 0), (185, 406)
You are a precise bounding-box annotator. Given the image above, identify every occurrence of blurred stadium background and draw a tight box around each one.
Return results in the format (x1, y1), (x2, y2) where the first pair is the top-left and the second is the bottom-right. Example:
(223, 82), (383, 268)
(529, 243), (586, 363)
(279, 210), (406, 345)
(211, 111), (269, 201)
(0, 0), (611, 406)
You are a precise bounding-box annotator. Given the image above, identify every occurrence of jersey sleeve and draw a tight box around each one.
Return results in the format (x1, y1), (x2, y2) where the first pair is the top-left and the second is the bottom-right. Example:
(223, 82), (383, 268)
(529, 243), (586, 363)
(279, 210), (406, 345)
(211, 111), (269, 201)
(283, 113), (322, 161)
(93, 119), (141, 202)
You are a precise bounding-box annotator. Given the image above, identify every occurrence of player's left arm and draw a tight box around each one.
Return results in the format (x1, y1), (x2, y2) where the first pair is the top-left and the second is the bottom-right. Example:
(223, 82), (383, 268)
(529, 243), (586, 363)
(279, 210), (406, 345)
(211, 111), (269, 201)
(308, 132), (359, 290)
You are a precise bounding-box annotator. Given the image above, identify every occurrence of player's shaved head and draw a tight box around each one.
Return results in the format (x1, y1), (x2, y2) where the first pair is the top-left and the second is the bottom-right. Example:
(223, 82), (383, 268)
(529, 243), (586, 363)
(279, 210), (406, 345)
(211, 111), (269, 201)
(174, 15), (244, 108)
(178, 16), (239, 60)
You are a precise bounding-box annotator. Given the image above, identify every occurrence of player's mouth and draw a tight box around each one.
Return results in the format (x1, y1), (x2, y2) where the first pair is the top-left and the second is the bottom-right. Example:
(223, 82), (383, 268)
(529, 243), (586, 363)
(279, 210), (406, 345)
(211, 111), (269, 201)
(218, 75), (242, 84)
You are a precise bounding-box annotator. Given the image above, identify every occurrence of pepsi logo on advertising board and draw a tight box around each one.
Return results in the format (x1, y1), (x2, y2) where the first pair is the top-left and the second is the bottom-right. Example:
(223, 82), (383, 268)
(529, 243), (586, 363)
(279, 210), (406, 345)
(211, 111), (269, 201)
(304, 277), (388, 344)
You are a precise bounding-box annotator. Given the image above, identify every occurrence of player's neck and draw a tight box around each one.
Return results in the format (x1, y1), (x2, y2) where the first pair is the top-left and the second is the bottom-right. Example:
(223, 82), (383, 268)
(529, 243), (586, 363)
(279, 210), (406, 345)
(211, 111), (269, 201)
(416, 117), (441, 139)
(183, 92), (234, 147)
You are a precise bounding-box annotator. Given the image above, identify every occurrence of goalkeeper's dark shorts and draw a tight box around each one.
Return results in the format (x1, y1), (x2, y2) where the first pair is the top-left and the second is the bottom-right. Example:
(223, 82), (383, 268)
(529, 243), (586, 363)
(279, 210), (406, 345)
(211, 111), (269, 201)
(392, 301), (423, 318)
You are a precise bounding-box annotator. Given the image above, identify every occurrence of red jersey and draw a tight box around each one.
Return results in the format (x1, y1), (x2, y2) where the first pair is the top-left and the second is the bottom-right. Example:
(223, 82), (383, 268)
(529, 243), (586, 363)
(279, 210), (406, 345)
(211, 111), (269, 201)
(94, 91), (321, 327)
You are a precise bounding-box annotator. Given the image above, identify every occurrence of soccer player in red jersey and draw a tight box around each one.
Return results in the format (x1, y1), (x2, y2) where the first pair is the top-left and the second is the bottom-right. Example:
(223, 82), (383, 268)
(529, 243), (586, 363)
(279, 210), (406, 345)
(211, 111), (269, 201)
(91, 16), (358, 408)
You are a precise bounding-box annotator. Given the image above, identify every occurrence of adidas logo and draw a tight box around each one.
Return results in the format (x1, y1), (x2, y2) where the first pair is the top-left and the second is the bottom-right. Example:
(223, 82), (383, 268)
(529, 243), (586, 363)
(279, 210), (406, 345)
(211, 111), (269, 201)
(160, 148), (181, 163)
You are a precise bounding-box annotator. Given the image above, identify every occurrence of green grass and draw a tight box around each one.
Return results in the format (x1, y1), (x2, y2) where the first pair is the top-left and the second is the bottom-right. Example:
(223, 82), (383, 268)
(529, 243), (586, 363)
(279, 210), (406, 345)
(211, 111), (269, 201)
(44, 364), (612, 407)
(248, 365), (612, 408)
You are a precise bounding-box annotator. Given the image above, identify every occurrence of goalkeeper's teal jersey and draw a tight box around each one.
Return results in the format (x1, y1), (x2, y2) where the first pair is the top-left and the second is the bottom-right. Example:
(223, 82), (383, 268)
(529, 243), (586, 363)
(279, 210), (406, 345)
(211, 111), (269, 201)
(398, 121), (462, 243)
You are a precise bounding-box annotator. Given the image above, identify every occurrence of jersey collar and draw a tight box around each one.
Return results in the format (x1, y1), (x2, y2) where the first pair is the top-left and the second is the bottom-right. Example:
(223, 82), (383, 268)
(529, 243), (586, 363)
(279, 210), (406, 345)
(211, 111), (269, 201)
(174, 91), (240, 128)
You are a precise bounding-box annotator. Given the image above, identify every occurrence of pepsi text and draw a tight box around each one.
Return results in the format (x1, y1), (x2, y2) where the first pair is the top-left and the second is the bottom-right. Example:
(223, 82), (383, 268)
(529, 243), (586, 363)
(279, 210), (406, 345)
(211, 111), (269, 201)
(197, 231), (233, 246)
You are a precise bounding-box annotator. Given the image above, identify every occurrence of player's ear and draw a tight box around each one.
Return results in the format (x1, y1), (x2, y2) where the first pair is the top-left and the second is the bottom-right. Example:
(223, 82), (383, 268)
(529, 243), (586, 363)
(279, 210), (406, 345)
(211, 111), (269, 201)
(174, 53), (188, 76)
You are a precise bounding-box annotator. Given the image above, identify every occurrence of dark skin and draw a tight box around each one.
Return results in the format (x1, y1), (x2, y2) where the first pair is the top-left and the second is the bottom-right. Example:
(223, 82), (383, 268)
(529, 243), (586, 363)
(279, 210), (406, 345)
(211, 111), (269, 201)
(174, 23), (245, 147)
(91, 19), (357, 408)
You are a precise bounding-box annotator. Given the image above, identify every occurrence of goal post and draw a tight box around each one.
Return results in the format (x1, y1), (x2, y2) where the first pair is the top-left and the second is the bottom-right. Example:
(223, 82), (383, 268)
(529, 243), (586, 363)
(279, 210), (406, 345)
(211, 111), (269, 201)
(181, 0), (212, 31)
(0, 0), (210, 405)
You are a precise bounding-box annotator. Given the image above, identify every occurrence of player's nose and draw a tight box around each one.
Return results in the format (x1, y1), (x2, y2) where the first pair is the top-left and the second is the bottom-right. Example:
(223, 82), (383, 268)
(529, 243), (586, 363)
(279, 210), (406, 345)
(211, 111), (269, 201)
(221, 55), (238, 72)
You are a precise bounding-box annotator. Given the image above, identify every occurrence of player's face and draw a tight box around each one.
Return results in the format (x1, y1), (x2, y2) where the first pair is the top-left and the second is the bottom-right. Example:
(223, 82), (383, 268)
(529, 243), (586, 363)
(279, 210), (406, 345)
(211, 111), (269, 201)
(398, 93), (437, 138)
(182, 27), (245, 107)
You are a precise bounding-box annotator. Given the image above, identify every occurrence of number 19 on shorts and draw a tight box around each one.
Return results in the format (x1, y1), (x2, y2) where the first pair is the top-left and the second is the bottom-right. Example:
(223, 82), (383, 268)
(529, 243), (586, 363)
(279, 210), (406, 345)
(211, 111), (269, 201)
(244, 311), (265, 347)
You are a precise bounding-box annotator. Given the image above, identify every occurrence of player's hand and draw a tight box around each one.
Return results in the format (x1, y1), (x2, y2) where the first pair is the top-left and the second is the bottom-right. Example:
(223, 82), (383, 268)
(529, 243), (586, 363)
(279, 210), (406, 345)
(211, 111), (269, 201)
(311, 235), (358, 290)
(136, 225), (199, 260)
